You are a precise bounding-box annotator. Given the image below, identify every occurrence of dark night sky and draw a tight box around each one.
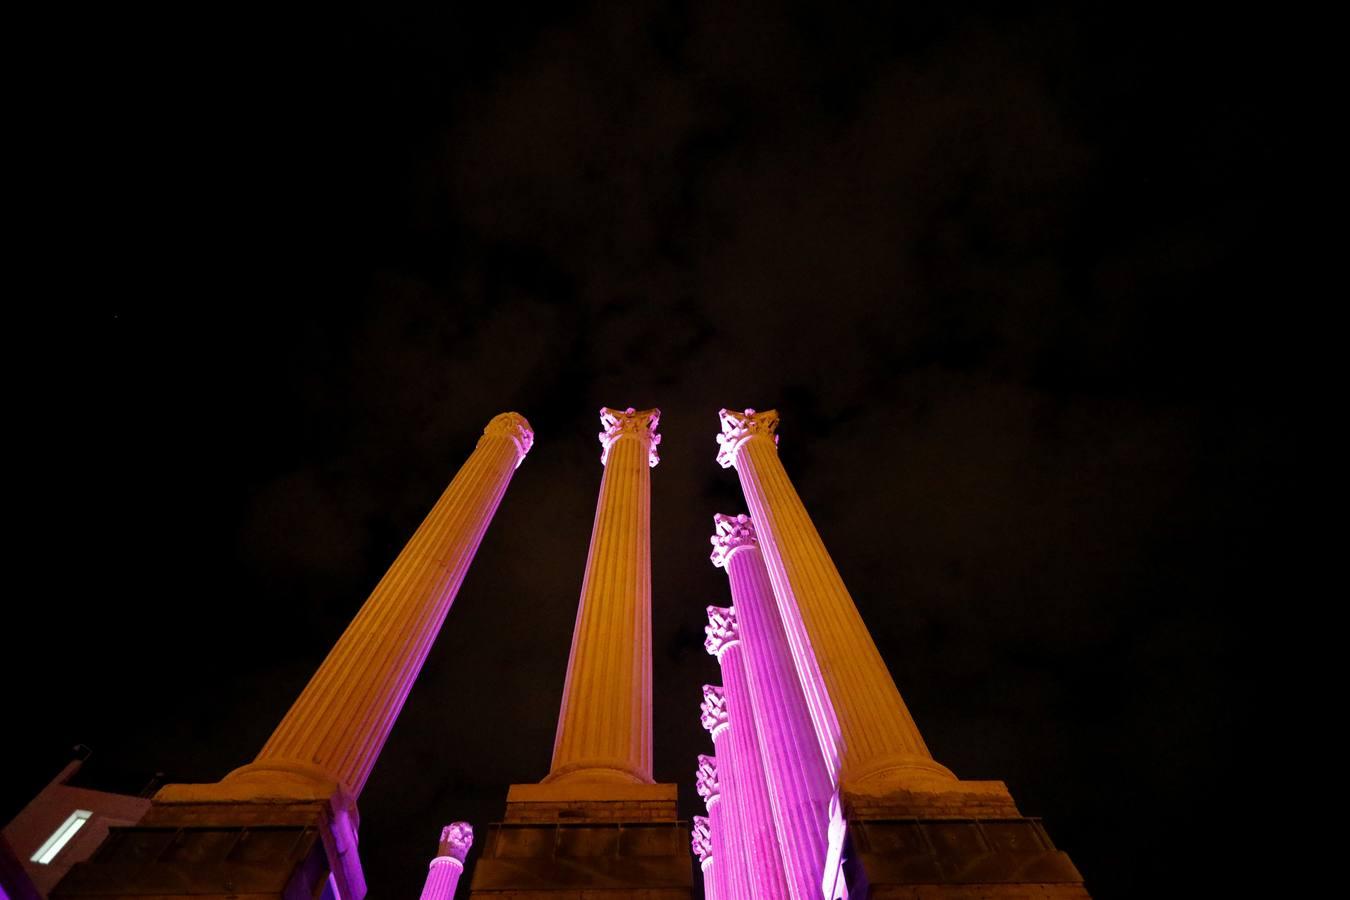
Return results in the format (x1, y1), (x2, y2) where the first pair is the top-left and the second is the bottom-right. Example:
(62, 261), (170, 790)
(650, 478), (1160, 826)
(7, 3), (1286, 898)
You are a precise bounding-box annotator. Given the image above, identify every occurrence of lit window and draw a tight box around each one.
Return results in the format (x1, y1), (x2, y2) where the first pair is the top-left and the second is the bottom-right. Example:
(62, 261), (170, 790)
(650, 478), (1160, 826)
(30, 810), (92, 864)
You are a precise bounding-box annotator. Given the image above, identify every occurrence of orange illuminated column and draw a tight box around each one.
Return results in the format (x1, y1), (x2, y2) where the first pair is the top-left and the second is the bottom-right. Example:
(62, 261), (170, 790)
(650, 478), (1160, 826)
(711, 513), (834, 900)
(546, 407), (660, 784)
(227, 412), (534, 800)
(715, 408), (954, 789)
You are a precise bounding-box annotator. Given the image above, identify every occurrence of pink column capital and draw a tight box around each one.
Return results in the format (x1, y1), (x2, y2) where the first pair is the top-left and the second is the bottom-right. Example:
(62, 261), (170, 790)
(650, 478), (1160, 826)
(704, 605), (741, 659)
(599, 406), (661, 467)
(419, 821), (473, 899)
(438, 822), (474, 863)
(715, 407), (779, 469)
(710, 512), (758, 567)
(700, 684), (730, 741)
(691, 814), (713, 864)
(695, 753), (721, 808)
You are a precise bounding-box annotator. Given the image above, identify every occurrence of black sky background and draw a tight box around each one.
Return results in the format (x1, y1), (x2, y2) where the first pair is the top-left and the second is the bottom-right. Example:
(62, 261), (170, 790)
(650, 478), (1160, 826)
(7, 3), (1287, 898)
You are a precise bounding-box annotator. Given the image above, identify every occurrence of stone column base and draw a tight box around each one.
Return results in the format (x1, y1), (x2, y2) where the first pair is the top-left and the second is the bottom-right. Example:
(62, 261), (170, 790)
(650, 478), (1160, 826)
(467, 783), (693, 898)
(51, 781), (364, 900)
(828, 781), (1089, 900)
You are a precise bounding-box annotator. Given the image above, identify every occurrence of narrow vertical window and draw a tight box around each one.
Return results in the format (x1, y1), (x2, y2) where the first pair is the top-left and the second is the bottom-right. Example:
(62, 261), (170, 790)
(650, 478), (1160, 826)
(30, 810), (92, 864)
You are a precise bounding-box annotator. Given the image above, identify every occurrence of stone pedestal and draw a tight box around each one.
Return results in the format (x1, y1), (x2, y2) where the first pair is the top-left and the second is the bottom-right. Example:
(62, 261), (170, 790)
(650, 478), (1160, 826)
(467, 783), (691, 898)
(50, 780), (349, 900)
(831, 782), (1089, 899)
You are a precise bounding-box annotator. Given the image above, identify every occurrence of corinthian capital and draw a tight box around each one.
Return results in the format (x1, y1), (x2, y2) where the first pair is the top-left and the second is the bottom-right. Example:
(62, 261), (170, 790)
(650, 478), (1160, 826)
(695, 754), (720, 804)
(599, 406), (662, 467)
(481, 412), (535, 467)
(709, 513), (757, 568)
(704, 605), (741, 659)
(438, 821), (474, 861)
(715, 407), (779, 468)
(700, 683), (729, 736)
(691, 815), (713, 862)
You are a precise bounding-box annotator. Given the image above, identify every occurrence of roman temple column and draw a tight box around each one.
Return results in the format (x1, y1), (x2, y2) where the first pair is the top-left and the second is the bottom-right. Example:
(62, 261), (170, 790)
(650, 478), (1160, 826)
(691, 815), (719, 900)
(695, 753), (740, 900)
(419, 823), (473, 900)
(546, 407), (660, 784)
(229, 412), (534, 799)
(705, 606), (791, 900)
(715, 408), (954, 788)
(712, 513), (834, 900)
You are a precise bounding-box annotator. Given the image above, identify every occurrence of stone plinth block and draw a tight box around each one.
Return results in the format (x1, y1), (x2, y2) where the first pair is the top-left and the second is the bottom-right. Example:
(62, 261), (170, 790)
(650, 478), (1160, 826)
(468, 784), (691, 898)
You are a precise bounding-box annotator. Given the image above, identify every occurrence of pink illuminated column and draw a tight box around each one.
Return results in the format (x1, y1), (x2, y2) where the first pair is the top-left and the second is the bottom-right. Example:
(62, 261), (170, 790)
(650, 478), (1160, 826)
(419, 823), (473, 899)
(694, 754), (738, 900)
(228, 413), (534, 799)
(691, 815), (719, 900)
(699, 688), (752, 899)
(712, 513), (834, 900)
(716, 408), (954, 788)
(546, 407), (660, 784)
(704, 606), (790, 900)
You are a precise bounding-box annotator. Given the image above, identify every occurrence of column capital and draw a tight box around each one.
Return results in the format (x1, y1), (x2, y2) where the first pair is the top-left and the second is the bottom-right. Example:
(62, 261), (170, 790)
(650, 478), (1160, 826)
(710, 513), (757, 568)
(715, 408), (779, 468)
(438, 822), (474, 862)
(695, 754), (720, 805)
(691, 815), (713, 863)
(599, 406), (661, 467)
(480, 412), (535, 467)
(700, 684), (729, 738)
(704, 605), (741, 659)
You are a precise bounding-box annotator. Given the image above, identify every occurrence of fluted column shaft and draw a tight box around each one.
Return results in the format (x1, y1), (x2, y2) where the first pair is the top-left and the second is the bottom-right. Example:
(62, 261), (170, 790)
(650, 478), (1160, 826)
(716, 516), (833, 900)
(705, 795), (732, 900)
(232, 414), (532, 798)
(706, 608), (791, 900)
(547, 407), (659, 783)
(718, 409), (953, 787)
(419, 858), (464, 899)
(696, 751), (745, 900)
(699, 857), (719, 900)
